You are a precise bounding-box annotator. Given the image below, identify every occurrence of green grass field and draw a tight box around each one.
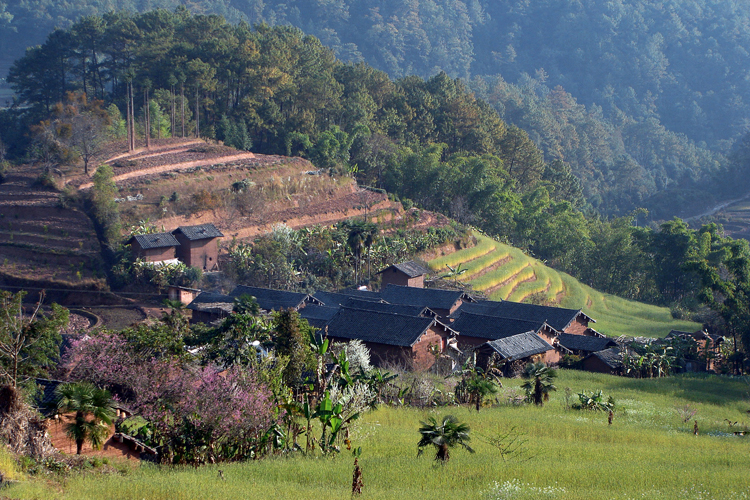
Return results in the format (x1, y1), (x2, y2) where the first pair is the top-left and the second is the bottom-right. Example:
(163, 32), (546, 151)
(5, 371), (749, 500)
(428, 232), (701, 338)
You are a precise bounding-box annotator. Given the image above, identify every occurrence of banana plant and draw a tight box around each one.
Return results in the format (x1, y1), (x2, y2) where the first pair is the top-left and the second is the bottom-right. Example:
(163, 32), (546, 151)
(314, 391), (362, 455)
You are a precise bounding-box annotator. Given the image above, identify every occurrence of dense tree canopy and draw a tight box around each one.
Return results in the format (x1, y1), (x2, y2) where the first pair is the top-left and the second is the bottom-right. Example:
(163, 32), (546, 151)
(4, 0), (750, 216)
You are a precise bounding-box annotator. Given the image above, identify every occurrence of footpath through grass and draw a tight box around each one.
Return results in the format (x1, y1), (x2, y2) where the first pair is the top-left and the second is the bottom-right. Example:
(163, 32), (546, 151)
(428, 232), (701, 338)
(5, 371), (750, 500)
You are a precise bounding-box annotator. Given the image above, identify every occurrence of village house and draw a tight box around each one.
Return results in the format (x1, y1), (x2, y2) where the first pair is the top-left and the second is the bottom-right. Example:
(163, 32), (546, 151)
(127, 232), (181, 263)
(167, 285), (201, 305)
(186, 291), (234, 324)
(450, 300), (596, 335)
(582, 347), (625, 375)
(377, 261), (431, 288)
(379, 283), (475, 319)
(474, 333), (555, 375)
(34, 379), (154, 461)
(229, 285), (322, 312)
(665, 329), (725, 371)
(172, 223), (224, 271)
(298, 304), (341, 329)
(557, 333), (617, 356)
(313, 289), (382, 306)
(324, 306), (458, 370)
(449, 311), (563, 364)
(341, 297), (438, 318)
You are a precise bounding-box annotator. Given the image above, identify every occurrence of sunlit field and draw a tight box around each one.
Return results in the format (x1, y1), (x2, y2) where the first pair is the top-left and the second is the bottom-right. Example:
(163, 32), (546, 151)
(428, 233), (701, 338)
(5, 371), (749, 500)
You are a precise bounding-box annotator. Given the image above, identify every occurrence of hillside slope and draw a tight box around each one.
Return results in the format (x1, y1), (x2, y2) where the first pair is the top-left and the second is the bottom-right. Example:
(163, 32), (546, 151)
(86, 139), (401, 240)
(0, 166), (107, 291)
(428, 232), (700, 338)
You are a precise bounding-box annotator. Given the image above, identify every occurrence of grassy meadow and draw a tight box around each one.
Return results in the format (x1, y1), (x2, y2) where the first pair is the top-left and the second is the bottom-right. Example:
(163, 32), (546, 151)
(4, 371), (749, 500)
(428, 233), (701, 338)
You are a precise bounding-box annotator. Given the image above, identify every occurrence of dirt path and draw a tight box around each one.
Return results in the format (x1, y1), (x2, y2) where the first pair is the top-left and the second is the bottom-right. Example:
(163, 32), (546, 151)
(684, 190), (750, 222)
(78, 152), (257, 189)
(103, 139), (203, 164)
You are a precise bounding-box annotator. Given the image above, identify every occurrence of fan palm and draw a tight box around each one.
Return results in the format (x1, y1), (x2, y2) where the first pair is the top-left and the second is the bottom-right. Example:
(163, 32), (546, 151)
(55, 382), (116, 454)
(464, 372), (499, 412)
(417, 415), (474, 463)
(521, 362), (557, 406)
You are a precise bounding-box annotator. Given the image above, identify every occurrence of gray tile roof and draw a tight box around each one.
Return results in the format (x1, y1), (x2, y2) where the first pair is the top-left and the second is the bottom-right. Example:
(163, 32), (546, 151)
(451, 300), (593, 331)
(666, 329), (723, 343)
(450, 311), (554, 341)
(325, 307), (438, 347)
(343, 297), (433, 317)
(299, 304), (340, 329)
(187, 291), (234, 314)
(589, 347), (624, 369)
(558, 333), (617, 353)
(479, 332), (553, 361)
(313, 290), (382, 306)
(230, 285), (319, 311)
(378, 261), (431, 278)
(173, 223), (224, 241)
(380, 284), (473, 311)
(130, 232), (181, 250)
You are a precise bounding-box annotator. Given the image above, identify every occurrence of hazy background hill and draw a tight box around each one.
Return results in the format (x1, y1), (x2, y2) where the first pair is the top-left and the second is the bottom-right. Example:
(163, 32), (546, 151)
(4, 0), (750, 218)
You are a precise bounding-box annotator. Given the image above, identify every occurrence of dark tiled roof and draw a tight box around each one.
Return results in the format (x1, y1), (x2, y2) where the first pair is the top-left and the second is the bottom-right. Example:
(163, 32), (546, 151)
(589, 347), (624, 369)
(344, 297), (431, 317)
(558, 333), (617, 353)
(129, 232), (181, 250)
(450, 312), (553, 341)
(378, 261), (431, 278)
(448, 301), (503, 318)
(326, 308), (437, 347)
(666, 329), (723, 343)
(173, 223), (224, 241)
(187, 291), (234, 313)
(299, 305), (340, 329)
(313, 290), (382, 307)
(480, 332), (553, 361)
(230, 285), (318, 311)
(35, 378), (63, 412)
(380, 284), (473, 311)
(451, 300), (592, 331)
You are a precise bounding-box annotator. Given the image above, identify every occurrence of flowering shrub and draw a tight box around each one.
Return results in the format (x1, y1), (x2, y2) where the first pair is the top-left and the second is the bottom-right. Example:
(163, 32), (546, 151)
(63, 332), (277, 464)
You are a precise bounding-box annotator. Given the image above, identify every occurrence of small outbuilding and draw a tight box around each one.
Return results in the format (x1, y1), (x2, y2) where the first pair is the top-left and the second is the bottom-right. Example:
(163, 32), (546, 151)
(186, 291), (234, 324)
(475, 332), (554, 375)
(172, 223), (224, 271)
(377, 261), (431, 288)
(558, 333), (617, 356)
(128, 232), (181, 263)
(167, 285), (201, 305)
(582, 347), (625, 375)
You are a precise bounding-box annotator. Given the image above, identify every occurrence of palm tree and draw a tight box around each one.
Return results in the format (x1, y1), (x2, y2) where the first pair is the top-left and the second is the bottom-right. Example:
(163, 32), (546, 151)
(417, 415), (474, 463)
(521, 362), (557, 406)
(55, 382), (116, 454)
(464, 372), (499, 412)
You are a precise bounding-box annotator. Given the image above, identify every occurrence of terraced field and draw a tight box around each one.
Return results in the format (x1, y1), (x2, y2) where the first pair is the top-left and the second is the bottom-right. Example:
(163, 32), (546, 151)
(428, 232), (701, 338)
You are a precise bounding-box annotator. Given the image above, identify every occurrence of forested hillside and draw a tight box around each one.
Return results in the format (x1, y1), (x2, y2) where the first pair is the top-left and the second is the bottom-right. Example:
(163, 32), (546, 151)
(5, 10), (750, 355)
(4, 1), (750, 216)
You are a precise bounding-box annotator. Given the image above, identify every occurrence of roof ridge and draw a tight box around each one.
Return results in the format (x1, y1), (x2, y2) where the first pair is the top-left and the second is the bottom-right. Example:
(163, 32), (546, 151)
(339, 305), (434, 320)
